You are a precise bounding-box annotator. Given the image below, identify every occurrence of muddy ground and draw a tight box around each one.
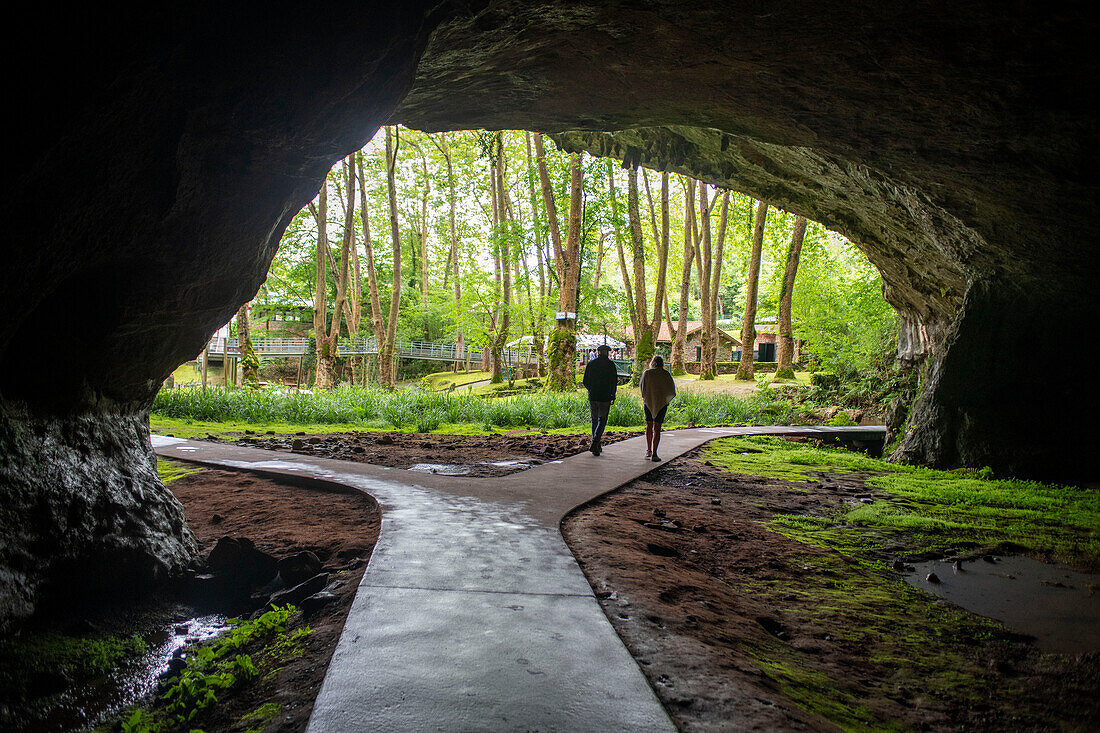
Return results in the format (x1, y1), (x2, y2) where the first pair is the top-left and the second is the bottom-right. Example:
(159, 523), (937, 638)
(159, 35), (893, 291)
(562, 449), (1100, 732)
(163, 468), (380, 732)
(215, 429), (640, 476)
(16, 431), (1093, 731)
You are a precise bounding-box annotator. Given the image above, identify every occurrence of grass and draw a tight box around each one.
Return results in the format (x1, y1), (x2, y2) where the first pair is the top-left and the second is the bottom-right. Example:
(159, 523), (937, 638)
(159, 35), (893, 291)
(703, 435), (1100, 566)
(151, 384), (808, 436)
(697, 435), (1099, 729)
(419, 369), (493, 390)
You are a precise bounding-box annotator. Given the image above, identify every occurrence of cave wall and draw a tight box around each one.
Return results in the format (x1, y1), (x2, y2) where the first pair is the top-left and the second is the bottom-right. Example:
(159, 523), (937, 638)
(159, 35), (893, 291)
(393, 1), (1099, 478)
(0, 3), (451, 629)
(2, 1), (1096, 627)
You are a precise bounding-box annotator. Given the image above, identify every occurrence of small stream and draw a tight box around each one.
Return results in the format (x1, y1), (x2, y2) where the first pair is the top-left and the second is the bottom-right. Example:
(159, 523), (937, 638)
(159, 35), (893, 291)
(30, 614), (230, 733)
(904, 556), (1100, 654)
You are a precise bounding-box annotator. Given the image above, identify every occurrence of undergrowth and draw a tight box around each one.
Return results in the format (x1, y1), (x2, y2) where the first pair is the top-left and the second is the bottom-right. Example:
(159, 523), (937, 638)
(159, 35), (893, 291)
(151, 384), (808, 432)
(110, 605), (310, 733)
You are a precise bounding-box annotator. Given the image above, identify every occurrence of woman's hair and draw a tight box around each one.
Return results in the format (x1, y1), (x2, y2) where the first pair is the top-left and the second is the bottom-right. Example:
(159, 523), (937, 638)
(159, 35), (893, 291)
(650, 355), (664, 369)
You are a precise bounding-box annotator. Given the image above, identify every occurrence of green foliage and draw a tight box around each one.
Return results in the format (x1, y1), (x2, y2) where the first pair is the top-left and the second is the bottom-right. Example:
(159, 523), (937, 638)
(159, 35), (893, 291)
(152, 383), (807, 432)
(0, 633), (147, 701)
(137, 606), (306, 731)
(701, 434), (1100, 728)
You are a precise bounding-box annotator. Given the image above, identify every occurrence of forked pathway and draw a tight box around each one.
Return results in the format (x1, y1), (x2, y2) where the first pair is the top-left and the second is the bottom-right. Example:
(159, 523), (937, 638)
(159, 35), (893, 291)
(153, 425), (885, 732)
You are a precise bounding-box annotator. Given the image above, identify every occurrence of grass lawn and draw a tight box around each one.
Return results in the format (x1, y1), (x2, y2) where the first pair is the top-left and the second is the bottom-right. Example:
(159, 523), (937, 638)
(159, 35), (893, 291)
(673, 370), (812, 395)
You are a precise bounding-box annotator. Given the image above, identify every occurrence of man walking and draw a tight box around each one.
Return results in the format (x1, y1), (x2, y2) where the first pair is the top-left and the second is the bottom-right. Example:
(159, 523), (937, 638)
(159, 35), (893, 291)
(583, 343), (618, 455)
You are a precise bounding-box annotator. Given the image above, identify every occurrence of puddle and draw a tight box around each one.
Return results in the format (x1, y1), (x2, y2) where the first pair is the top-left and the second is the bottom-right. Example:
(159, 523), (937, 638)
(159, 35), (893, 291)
(905, 557), (1100, 654)
(406, 460), (535, 475)
(31, 614), (230, 733)
(407, 463), (472, 475)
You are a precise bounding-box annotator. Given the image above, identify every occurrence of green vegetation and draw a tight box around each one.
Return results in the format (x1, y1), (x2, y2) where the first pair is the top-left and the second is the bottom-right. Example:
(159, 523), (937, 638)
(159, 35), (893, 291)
(0, 633), (147, 702)
(698, 435), (1100, 729)
(114, 606), (308, 733)
(156, 458), (204, 484)
(703, 436), (1100, 564)
(152, 384), (811, 434)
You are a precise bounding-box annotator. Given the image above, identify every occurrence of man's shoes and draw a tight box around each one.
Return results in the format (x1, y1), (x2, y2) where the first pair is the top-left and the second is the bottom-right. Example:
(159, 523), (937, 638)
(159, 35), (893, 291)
(591, 443), (601, 456)
(645, 449), (652, 458)
(651, 454), (661, 462)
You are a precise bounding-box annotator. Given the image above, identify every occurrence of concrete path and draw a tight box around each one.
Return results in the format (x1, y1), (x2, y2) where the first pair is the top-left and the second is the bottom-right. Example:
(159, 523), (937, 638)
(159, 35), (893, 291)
(152, 425), (884, 732)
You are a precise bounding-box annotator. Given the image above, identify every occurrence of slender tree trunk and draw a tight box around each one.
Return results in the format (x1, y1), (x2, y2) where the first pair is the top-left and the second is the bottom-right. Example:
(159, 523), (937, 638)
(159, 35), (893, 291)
(417, 145), (430, 303)
(737, 199), (768, 380)
(626, 166), (651, 385)
(358, 152), (385, 386)
(441, 133), (464, 371)
(671, 179), (696, 374)
(526, 133), (548, 376)
(776, 215), (807, 379)
(696, 181), (714, 379)
(236, 301), (258, 385)
(381, 126), (403, 388)
(698, 184), (730, 379)
(548, 153), (584, 391)
(534, 134), (565, 284)
(311, 177), (337, 389)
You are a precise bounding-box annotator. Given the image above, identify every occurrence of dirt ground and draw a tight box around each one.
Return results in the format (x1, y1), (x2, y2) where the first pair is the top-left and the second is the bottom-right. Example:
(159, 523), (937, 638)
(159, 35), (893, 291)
(561, 448), (1100, 732)
(164, 467), (380, 732)
(217, 429), (640, 476)
(92, 433), (1095, 731)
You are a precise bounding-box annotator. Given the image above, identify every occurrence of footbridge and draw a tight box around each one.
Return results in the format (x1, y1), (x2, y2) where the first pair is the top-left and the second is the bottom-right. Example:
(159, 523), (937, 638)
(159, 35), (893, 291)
(206, 337), (531, 364)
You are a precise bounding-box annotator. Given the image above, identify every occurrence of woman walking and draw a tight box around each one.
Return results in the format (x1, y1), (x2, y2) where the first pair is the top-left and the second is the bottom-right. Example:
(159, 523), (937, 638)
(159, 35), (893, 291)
(639, 355), (676, 461)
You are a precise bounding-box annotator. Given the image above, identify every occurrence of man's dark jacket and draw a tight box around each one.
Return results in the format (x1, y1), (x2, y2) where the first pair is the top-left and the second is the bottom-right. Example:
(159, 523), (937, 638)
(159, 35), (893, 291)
(583, 356), (618, 402)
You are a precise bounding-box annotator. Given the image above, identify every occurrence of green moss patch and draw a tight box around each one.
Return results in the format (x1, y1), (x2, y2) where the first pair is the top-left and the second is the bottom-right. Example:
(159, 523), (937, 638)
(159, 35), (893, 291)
(702, 436), (1100, 565)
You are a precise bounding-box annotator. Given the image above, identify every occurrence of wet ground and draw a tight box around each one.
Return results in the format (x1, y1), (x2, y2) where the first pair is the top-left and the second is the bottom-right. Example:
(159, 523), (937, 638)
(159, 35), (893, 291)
(216, 429), (641, 477)
(906, 556), (1100, 654)
(1, 468), (380, 733)
(562, 447), (1100, 731)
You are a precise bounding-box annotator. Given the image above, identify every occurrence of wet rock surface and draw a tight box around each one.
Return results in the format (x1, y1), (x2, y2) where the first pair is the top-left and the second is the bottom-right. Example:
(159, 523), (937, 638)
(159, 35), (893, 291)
(0, 408), (197, 632)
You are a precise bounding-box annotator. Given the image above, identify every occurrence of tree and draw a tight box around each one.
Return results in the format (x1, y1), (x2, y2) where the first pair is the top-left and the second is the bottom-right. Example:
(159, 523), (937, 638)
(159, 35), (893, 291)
(309, 156), (356, 389)
(670, 177), (696, 374)
(736, 199), (768, 380)
(380, 126), (403, 387)
(548, 153), (584, 391)
(236, 301), (259, 386)
(775, 215), (807, 380)
(695, 181), (730, 380)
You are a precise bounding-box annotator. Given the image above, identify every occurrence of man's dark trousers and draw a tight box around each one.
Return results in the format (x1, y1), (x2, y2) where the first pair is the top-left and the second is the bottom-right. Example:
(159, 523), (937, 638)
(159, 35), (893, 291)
(590, 400), (612, 452)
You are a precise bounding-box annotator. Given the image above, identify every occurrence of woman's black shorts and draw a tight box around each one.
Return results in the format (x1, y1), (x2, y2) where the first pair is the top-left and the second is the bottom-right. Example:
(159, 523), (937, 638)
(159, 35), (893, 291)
(644, 404), (668, 423)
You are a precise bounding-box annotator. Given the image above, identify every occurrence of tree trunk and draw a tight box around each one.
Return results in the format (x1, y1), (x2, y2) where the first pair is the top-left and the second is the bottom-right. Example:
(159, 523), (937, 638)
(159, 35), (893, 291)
(548, 153), (584, 392)
(736, 199), (768, 380)
(626, 166), (651, 385)
(441, 132), (464, 371)
(236, 301), (258, 385)
(357, 152), (385, 386)
(526, 132), (548, 376)
(381, 126), (402, 388)
(311, 176), (336, 389)
(776, 215), (807, 379)
(534, 134), (565, 285)
(698, 184), (730, 379)
(670, 178), (696, 374)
